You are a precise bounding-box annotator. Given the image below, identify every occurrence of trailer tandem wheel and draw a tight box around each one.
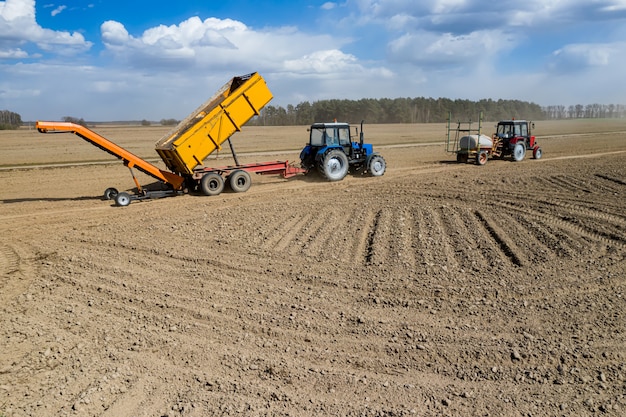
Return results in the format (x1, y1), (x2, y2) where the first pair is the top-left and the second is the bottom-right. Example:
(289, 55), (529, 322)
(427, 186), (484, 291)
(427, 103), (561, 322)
(200, 172), (225, 196)
(228, 170), (252, 192)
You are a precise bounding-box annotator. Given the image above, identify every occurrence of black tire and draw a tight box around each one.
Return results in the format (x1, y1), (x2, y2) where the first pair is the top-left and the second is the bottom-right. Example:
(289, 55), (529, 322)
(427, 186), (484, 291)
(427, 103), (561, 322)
(512, 143), (526, 162)
(103, 187), (118, 200)
(368, 155), (386, 176)
(318, 149), (349, 181)
(200, 172), (225, 196)
(476, 150), (488, 166)
(114, 192), (131, 207)
(457, 153), (468, 163)
(228, 170), (251, 193)
(533, 146), (543, 160)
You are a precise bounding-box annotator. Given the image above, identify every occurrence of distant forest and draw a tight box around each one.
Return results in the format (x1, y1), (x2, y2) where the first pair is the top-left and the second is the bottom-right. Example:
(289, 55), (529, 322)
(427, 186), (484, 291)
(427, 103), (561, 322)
(247, 98), (626, 126)
(3, 99), (625, 129)
(0, 110), (22, 129)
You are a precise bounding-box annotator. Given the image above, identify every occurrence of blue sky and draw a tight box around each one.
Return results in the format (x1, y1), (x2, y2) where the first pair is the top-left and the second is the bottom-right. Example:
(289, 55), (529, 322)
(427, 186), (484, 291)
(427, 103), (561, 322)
(1, 0), (626, 121)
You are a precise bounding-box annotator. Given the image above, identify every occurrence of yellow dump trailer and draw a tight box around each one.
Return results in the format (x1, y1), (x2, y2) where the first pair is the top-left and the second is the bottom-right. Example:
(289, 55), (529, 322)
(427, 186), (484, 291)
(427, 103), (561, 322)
(37, 72), (307, 207)
(155, 72), (272, 175)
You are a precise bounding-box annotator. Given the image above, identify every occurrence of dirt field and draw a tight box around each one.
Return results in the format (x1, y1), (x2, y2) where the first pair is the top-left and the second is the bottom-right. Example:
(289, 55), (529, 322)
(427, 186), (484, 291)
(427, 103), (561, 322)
(1, 120), (625, 416)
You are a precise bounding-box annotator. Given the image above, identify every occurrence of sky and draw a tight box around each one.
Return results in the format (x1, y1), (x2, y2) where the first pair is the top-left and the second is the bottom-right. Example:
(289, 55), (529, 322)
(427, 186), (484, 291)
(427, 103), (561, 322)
(1, 0), (626, 121)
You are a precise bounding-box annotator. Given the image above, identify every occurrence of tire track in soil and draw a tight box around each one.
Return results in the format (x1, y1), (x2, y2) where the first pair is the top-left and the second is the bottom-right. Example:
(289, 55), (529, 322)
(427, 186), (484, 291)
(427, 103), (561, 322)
(437, 204), (505, 271)
(477, 198), (601, 257)
(301, 208), (348, 261)
(285, 208), (333, 258)
(363, 207), (417, 270)
(0, 242), (38, 306)
(0, 243), (20, 282)
(350, 207), (377, 265)
(473, 210), (524, 267)
(364, 209), (384, 266)
(417, 205), (462, 273)
(261, 212), (312, 253)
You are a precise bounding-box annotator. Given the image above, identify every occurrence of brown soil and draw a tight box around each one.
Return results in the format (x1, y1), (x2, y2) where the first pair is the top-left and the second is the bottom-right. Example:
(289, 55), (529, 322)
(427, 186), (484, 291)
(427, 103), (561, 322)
(1, 122), (625, 416)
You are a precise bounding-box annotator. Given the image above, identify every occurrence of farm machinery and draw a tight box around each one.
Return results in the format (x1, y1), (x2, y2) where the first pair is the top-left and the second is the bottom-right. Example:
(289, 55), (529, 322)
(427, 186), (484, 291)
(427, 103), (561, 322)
(299, 121), (386, 181)
(36, 72), (306, 206)
(446, 112), (543, 165)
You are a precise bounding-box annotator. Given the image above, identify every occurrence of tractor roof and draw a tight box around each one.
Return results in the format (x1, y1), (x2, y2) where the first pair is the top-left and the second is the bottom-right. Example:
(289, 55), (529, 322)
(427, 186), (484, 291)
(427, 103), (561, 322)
(311, 122), (349, 128)
(498, 120), (528, 124)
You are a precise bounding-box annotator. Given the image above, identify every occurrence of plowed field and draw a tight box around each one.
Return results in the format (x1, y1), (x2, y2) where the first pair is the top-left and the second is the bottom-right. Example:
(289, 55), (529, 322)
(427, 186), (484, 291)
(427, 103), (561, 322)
(1, 121), (625, 416)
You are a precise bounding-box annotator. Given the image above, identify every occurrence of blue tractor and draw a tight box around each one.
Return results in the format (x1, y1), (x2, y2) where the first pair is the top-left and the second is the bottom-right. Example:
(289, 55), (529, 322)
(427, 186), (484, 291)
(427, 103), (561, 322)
(299, 121), (386, 181)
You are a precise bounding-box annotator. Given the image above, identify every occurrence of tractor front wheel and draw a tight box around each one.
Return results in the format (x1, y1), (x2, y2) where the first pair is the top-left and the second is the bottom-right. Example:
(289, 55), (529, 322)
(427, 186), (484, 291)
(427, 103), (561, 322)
(368, 155), (386, 176)
(533, 146), (543, 159)
(512, 143), (526, 162)
(319, 149), (349, 181)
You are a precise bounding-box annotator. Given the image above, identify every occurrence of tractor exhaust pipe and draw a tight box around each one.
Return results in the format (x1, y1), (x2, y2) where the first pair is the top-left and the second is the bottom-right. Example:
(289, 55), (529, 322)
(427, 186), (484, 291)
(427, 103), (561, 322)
(360, 120), (364, 147)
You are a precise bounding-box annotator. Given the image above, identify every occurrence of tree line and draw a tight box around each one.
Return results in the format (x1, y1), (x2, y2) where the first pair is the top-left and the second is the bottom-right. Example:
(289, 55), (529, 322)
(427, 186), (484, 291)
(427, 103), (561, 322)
(2, 99), (625, 130)
(0, 110), (22, 130)
(248, 98), (626, 126)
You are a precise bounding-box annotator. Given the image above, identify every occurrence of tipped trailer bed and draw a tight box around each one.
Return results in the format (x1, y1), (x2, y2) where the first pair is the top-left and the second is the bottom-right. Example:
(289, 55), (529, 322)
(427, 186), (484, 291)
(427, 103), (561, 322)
(36, 72), (306, 206)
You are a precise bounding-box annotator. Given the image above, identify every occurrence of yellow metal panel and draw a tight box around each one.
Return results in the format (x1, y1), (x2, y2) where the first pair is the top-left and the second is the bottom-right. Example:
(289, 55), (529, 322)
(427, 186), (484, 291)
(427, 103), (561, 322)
(155, 73), (273, 175)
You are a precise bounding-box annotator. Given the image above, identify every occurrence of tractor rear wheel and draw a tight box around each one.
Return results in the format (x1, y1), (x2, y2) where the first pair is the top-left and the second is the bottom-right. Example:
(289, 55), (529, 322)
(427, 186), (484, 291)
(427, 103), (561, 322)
(512, 143), (526, 162)
(368, 155), (386, 176)
(200, 172), (225, 196)
(533, 146), (543, 159)
(319, 149), (349, 181)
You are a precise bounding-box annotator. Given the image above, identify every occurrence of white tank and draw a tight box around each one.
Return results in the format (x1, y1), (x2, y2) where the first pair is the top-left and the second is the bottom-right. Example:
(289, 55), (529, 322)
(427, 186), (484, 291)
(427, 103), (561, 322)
(459, 134), (492, 150)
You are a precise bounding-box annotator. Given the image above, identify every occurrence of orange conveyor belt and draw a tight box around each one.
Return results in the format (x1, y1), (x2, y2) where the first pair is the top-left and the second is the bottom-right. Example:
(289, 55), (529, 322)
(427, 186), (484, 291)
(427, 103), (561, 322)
(35, 121), (185, 190)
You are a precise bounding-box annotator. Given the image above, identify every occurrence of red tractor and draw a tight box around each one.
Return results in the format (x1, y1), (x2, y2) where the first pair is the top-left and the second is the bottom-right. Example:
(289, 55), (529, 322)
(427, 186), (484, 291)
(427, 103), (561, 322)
(492, 119), (542, 162)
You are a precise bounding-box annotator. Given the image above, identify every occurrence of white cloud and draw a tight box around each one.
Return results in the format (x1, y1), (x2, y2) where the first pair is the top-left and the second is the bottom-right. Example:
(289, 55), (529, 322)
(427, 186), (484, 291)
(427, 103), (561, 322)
(549, 42), (619, 72)
(321, 2), (337, 10)
(100, 16), (358, 74)
(0, 0), (92, 57)
(284, 49), (361, 74)
(0, 47), (28, 58)
(51, 5), (66, 16)
(388, 29), (515, 66)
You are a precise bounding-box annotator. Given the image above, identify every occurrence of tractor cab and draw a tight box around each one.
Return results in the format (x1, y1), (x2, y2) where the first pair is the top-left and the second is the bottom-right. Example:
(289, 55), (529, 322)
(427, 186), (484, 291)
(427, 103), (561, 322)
(495, 120), (536, 148)
(308, 122), (352, 155)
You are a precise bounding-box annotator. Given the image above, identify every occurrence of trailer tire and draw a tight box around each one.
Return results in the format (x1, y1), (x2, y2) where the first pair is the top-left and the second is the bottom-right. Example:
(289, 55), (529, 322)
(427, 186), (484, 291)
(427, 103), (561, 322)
(319, 149), (349, 181)
(103, 187), (118, 200)
(476, 150), (488, 166)
(368, 155), (386, 176)
(200, 172), (225, 196)
(228, 170), (251, 193)
(512, 143), (526, 162)
(533, 146), (543, 160)
(114, 192), (131, 207)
